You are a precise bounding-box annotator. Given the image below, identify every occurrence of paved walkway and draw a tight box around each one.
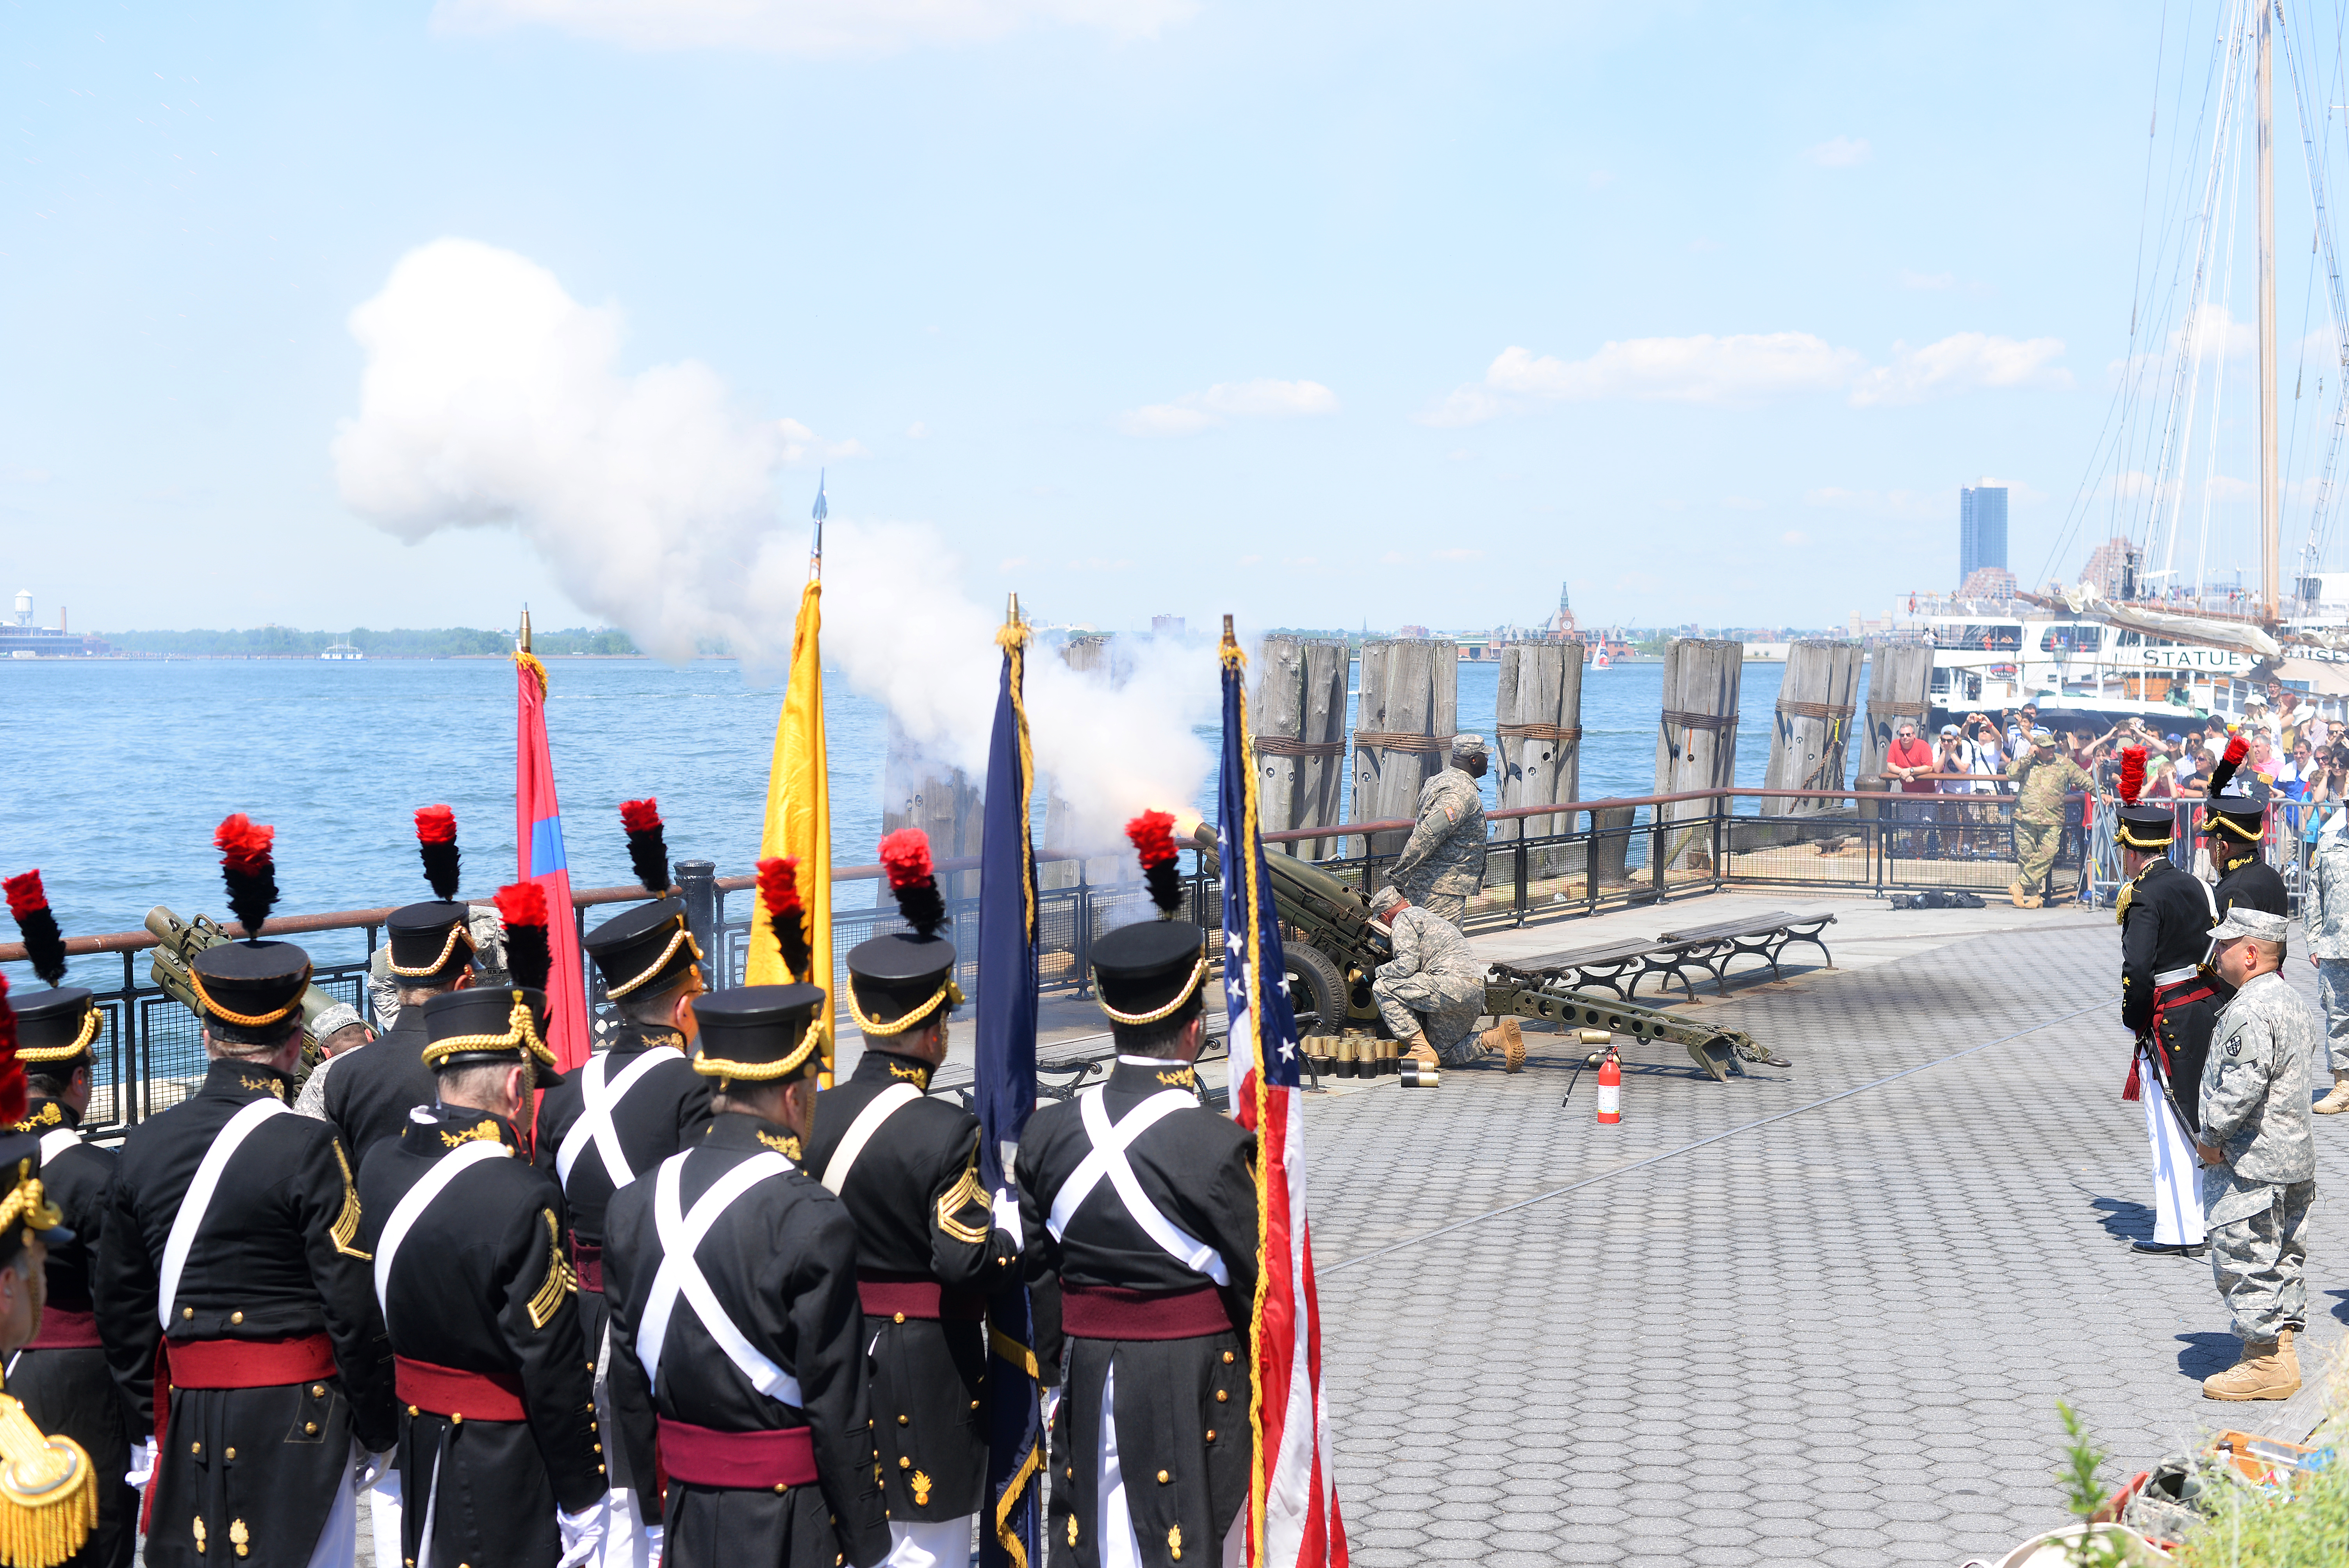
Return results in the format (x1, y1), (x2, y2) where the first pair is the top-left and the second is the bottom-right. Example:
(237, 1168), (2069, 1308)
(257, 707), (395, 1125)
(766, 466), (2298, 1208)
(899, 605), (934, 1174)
(1290, 905), (2346, 1566)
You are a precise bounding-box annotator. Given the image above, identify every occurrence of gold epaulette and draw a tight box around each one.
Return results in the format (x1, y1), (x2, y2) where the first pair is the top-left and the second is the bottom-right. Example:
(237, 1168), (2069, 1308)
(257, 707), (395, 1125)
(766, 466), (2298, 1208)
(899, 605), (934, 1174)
(0, 1393), (96, 1568)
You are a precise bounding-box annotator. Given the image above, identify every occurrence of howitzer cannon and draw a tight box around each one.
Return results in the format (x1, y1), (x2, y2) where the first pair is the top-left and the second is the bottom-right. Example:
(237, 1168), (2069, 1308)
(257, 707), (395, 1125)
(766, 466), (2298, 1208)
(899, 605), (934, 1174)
(145, 906), (347, 1044)
(1185, 823), (1785, 1082)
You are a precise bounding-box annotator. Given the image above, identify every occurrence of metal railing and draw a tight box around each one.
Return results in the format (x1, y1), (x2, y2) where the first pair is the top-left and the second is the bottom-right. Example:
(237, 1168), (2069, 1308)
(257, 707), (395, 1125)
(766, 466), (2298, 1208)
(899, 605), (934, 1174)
(8, 785), (2313, 1135)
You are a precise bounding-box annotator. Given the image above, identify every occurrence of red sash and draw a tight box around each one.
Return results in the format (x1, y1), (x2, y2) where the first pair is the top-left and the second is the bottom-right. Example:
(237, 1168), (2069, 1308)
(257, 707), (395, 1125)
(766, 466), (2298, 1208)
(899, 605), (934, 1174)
(395, 1356), (527, 1422)
(570, 1238), (604, 1295)
(1060, 1283), (1235, 1341)
(146, 1333), (337, 1531)
(2125, 976), (2215, 1101)
(26, 1305), (101, 1350)
(656, 1417), (817, 1489)
(857, 1274), (986, 1322)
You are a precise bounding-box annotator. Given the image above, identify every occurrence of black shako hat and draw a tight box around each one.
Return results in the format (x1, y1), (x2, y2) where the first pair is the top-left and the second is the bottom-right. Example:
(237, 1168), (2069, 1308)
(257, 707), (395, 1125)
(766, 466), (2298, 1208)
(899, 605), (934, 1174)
(844, 933), (960, 1040)
(1091, 919), (1209, 1028)
(2201, 798), (2267, 845)
(12, 987), (97, 1067)
(2115, 805), (2176, 850)
(585, 897), (701, 1001)
(419, 985), (557, 1070)
(691, 985), (826, 1083)
(190, 940), (312, 1031)
(385, 901), (476, 986)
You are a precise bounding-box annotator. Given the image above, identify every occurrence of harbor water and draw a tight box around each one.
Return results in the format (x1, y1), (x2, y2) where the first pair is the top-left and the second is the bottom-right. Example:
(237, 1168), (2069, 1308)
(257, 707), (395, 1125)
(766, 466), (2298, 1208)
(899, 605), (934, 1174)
(0, 654), (1818, 983)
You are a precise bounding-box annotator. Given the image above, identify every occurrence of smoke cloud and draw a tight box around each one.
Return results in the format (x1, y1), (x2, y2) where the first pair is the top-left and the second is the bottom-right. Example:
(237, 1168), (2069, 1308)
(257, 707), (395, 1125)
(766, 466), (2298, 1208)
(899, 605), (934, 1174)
(334, 237), (1215, 848)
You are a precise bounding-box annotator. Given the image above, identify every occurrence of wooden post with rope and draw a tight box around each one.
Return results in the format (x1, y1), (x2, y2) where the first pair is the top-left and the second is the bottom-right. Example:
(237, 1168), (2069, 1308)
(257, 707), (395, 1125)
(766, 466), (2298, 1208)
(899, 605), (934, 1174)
(1855, 641), (1933, 830)
(1351, 638), (1458, 859)
(1253, 635), (1349, 858)
(1651, 638), (1742, 877)
(1495, 641), (1583, 882)
(1762, 638), (1862, 821)
(877, 718), (984, 903)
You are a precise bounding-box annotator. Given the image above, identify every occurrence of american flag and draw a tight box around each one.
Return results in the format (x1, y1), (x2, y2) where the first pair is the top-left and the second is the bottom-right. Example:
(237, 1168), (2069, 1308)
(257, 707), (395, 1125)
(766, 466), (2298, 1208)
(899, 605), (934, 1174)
(1217, 620), (1348, 1568)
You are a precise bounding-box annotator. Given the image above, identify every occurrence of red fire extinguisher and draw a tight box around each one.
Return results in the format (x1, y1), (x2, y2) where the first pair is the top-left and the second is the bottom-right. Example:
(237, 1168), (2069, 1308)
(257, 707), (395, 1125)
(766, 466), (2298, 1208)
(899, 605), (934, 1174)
(1595, 1047), (1622, 1124)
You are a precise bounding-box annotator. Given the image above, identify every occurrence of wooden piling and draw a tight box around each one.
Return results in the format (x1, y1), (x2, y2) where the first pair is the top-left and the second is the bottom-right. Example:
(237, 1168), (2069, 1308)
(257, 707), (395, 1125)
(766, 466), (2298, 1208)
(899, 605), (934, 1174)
(1253, 636), (1349, 858)
(1763, 639), (1862, 817)
(1855, 641), (1933, 829)
(1350, 638), (1457, 858)
(878, 720), (983, 904)
(1651, 639), (1742, 874)
(1494, 642), (1583, 877)
(1041, 636), (1132, 891)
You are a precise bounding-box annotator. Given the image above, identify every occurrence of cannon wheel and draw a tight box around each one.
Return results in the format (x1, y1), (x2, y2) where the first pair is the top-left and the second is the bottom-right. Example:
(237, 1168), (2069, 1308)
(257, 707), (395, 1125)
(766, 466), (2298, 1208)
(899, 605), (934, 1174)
(1286, 944), (1347, 1035)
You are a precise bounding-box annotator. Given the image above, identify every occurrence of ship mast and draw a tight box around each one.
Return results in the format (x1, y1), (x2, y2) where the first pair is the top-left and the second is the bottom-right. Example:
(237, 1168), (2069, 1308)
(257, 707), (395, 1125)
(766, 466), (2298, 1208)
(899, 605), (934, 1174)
(2260, 0), (2279, 622)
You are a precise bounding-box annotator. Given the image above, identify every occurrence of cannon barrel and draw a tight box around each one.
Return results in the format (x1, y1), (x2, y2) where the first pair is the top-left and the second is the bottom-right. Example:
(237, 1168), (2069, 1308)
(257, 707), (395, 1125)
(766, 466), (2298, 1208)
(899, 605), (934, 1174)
(1187, 821), (1386, 967)
(146, 905), (349, 1042)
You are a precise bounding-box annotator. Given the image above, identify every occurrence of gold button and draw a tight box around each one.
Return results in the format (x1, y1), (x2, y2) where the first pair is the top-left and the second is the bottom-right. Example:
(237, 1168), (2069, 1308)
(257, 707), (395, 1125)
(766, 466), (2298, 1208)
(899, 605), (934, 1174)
(774, 1483), (787, 1495)
(191, 1443), (202, 1455)
(230, 1311), (244, 1325)
(311, 1385), (326, 1397)
(1206, 1430), (1216, 1442)
(1215, 1390), (1228, 1403)
(893, 1312), (905, 1324)
(1066, 1468), (1073, 1479)
(305, 1422), (318, 1434)
(408, 1406), (419, 1417)
(225, 1447), (236, 1460)
(1156, 1470), (1170, 1484)
(970, 1401), (980, 1411)
(1222, 1351), (1234, 1364)
(899, 1456), (911, 1469)
(452, 1414), (463, 1425)
(182, 1307), (194, 1320)
(597, 1465), (605, 1474)
(594, 1443), (602, 1454)
(897, 1415), (909, 1426)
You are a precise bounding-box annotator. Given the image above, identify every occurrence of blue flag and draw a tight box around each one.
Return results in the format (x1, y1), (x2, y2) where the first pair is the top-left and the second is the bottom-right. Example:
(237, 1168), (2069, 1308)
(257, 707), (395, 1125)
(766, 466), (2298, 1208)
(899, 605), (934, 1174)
(975, 610), (1041, 1568)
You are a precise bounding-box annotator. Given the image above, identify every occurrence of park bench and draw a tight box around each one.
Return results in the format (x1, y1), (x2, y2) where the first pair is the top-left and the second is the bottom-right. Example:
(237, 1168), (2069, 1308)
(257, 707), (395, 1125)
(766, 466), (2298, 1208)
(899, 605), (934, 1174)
(1496, 937), (1668, 1002)
(1508, 910), (1837, 1001)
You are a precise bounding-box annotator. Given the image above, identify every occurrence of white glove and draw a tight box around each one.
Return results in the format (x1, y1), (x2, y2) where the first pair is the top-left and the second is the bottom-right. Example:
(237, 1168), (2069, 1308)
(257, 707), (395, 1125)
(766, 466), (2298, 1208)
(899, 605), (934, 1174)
(557, 1497), (610, 1568)
(644, 1520), (665, 1568)
(359, 1452), (401, 1498)
(125, 1436), (156, 1491)
(991, 1187), (1024, 1250)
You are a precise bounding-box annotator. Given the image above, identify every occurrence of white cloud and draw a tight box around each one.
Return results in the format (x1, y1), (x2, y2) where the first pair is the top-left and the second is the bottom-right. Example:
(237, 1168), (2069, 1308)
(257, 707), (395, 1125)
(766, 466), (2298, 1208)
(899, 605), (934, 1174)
(1849, 333), (2072, 406)
(905, 421), (929, 439)
(430, 0), (1194, 55)
(1808, 136), (1870, 167)
(1412, 385), (1503, 428)
(1485, 334), (1861, 405)
(1898, 269), (1954, 290)
(1780, 529), (1811, 546)
(1722, 495), (1765, 511)
(1119, 378), (1338, 437)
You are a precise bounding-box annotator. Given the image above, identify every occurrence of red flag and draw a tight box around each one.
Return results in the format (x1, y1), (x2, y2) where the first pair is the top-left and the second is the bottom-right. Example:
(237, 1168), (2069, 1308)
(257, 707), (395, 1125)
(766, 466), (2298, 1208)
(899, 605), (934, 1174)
(516, 647), (590, 1070)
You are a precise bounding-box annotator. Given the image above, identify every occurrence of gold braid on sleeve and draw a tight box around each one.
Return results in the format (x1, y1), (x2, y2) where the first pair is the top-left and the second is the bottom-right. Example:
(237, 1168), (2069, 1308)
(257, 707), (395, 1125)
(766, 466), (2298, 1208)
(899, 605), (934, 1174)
(330, 1141), (368, 1260)
(526, 1210), (575, 1329)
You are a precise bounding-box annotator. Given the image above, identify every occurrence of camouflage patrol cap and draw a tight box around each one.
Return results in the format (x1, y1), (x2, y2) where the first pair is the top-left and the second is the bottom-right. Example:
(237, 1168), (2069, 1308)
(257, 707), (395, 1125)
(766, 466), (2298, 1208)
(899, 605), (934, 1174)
(1451, 734), (1487, 756)
(2209, 907), (2287, 946)
(2030, 727), (2057, 747)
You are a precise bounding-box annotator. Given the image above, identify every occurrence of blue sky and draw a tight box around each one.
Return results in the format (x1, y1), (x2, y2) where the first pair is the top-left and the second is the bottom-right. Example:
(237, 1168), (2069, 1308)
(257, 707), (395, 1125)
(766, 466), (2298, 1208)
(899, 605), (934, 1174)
(0, 1), (2308, 636)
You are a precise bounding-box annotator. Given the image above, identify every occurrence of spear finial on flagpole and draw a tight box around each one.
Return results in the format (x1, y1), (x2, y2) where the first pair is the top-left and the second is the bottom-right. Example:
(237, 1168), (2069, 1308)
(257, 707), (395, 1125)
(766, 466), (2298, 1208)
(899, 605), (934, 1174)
(998, 592), (1028, 652)
(809, 470), (828, 579)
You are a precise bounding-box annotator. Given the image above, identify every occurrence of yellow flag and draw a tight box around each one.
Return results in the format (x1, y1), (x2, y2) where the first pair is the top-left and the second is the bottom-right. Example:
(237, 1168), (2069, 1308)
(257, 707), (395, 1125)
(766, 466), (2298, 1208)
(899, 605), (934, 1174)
(750, 578), (833, 1083)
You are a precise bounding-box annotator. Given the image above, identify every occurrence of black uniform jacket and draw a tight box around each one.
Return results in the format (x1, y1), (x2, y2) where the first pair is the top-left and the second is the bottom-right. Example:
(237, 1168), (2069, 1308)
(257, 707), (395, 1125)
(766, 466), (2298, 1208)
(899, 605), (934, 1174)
(1015, 1058), (1259, 1568)
(11, 1097), (136, 1568)
(356, 1103), (604, 1568)
(95, 1059), (396, 1568)
(2215, 851), (2290, 919)
(603, 1113), (889, 1568)
(534, 1022), (714, 1253)
(322, 1016), (440, 1166)
(804, 1048), (1018, 1520)
(2120, 857), (2222, 1131)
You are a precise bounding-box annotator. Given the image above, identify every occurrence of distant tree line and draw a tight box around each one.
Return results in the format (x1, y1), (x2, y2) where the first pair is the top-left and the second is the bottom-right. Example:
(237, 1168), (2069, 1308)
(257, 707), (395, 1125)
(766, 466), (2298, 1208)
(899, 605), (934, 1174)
(103, 626), (644, 656)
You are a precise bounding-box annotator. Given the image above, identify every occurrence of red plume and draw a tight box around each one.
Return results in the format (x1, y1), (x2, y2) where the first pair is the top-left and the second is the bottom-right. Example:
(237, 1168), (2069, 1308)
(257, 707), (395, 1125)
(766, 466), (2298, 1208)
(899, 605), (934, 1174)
(2224, 735), (2250, 766)
(619, 798), (670, 893)
(757, 857), (811, 982)
(619, 798), (662, 834)
(495, 882), (551, 992)
(878, 830), (947, 939)
(0, 975), (23, 1126)
(414, 805), (457, 845)
(2209, 733), (2252, 795)
(214, 814), (280, 940)
(414, 805), (461, 900)
(495, 881), (548, 928)
(2118, 745), (2146, 806)
(1126, 811), (1184, 916)
(3, 872), (67, 988)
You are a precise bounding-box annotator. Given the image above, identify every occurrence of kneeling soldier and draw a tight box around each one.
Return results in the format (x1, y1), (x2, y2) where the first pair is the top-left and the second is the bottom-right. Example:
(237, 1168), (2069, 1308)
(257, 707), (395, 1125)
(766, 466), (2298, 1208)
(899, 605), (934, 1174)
(4, 871), (137, 1567)
(355, 881), (608, 1568)
(604, 984), (889, 1568)
(809, 837), (1019, 1568)
(94, 818), (396, 1568)
(1017, 831), (1259, 1568)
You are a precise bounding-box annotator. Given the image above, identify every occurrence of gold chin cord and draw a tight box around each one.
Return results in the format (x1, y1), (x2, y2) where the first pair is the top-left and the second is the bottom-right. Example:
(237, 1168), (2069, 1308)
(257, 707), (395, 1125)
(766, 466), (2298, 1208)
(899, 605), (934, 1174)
(1093, 948), (1208, 1027)
(844, 977), (962, 1038)
(0, 1394), (96, 1568)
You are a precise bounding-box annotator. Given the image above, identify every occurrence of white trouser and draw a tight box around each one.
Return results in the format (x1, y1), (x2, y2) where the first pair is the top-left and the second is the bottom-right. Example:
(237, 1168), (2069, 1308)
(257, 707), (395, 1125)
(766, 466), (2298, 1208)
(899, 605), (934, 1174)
(304, 1445), (361, 1568)
(1092, 1365), (1246, 1568)
(363, 1472), (402, 1568)
(593, 1318), (655, 1568)
(886, 1518), (976, 1566)
(2142, 1049), (2207, 1247)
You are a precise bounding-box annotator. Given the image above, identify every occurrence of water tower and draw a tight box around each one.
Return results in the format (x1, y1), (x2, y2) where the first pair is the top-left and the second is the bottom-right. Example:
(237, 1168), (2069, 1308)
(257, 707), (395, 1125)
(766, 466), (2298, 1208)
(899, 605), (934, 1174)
(12, 591), (30, 628)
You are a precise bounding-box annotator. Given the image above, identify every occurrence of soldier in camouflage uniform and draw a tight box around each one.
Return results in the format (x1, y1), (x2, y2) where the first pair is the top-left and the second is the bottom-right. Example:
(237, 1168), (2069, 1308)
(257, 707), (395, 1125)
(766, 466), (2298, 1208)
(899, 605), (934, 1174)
(2004, 727), (2092, 908)
(1368, 887), (1521, 1071)
(1381, 734), (1489, 929)
(2194, 907), (2319, 1401)
(2301, 808), (2349, 1114)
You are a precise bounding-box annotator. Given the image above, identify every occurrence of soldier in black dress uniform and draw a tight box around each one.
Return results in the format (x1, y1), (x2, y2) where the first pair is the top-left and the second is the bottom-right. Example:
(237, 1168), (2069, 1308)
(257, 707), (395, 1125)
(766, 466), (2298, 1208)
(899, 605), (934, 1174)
(2115, 755), (2219, 1259)
(604, 984), (891, 1568)
(2200, 736), (2290, 919)
(804, 838), (1018, 1568)
(325, 807), (480, 1163)
(356, 939), (609, 1568)
(1016, 871), (1258, 1568)
(2, 870), (135, 1566)
(94, 817), (397, 1568)
(534, 804), (713, 1566)
(0, 1093), (103, 1568)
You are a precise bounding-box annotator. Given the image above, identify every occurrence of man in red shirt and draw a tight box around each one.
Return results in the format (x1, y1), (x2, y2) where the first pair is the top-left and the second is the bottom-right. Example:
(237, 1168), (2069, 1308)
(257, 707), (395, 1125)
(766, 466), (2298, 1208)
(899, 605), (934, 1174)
(1886, 721), (1938, 859)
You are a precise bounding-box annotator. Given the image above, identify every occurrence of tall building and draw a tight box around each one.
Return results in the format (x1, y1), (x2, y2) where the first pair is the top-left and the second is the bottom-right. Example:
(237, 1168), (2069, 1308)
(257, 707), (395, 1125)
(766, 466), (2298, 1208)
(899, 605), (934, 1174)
(1959, 483), (2008, 586)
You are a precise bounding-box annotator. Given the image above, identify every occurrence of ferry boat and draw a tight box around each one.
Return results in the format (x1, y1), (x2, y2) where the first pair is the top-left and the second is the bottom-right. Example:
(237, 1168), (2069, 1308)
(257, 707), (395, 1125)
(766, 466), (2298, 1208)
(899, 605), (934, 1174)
(1914, 611), (2278, 737)
(319, 635), (365, 662)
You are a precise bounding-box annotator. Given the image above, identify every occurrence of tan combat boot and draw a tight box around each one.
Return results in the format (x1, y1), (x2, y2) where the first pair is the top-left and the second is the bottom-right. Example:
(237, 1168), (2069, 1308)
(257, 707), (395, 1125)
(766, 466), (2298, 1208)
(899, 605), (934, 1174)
(2018, 893), (2045, 909)
(2202, 1328), (2303, 1401)
(2315, 1071), (2349, 1115)
(2008, 880), (2028, 906)
(1478, 1019), (1526, 1073)
(1402, 1033), (1439, 1068)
